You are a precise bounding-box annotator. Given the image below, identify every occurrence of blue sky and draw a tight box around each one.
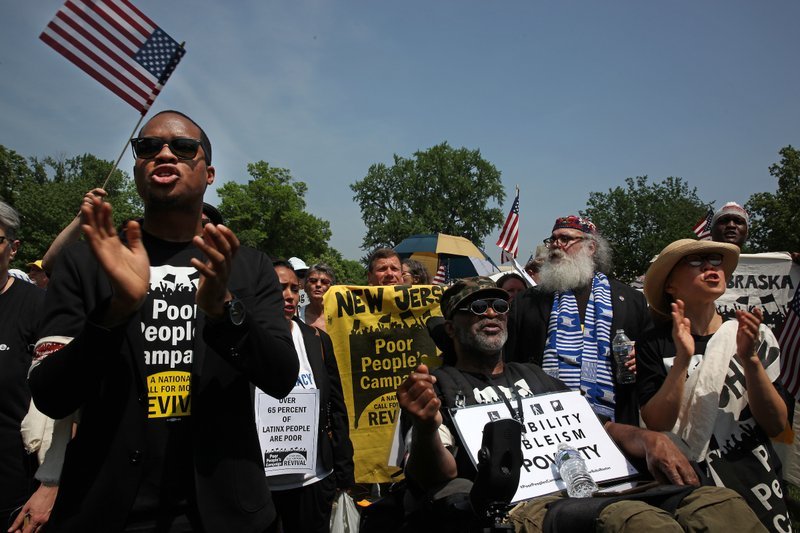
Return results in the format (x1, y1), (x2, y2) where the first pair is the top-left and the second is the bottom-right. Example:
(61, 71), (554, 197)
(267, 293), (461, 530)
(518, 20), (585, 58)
(2, 1), (798, 261)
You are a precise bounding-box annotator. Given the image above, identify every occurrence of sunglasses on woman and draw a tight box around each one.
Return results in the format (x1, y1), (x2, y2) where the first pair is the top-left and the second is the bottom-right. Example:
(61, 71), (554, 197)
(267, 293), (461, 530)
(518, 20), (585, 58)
(682, 253), (723, 267)
(457, 298), (510, 316)
(130, 137), (203, 161)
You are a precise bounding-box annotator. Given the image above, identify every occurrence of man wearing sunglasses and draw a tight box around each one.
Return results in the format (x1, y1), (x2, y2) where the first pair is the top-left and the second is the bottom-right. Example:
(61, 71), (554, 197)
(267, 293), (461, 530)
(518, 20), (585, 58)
(506, 215), (652, 426)
(28, 111), (298, 532)
(397, 277), (760, 531)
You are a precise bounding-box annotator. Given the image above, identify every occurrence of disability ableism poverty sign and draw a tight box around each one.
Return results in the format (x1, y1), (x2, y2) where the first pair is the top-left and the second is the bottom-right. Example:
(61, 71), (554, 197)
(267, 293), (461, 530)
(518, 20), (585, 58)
(324, 285), (444, 483)
(452, 390), (637, 503)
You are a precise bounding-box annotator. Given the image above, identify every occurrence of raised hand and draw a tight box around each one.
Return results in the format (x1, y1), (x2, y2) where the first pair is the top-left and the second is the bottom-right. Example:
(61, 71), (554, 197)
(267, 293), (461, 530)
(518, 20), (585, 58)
(191, 223), (240, 318)
(670, 299), (695, 361)
(81, 197), (149, 325)
(736, 307), (764, 364)
(397, 364), (442, 431)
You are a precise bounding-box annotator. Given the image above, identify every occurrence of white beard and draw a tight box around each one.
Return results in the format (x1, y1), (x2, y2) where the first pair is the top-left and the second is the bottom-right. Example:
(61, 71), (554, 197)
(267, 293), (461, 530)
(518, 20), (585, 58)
(537, 247), (596, 293)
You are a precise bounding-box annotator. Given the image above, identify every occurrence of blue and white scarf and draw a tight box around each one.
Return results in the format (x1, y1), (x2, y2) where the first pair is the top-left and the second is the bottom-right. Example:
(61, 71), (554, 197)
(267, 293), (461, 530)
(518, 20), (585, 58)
(542, 272), (616, 419)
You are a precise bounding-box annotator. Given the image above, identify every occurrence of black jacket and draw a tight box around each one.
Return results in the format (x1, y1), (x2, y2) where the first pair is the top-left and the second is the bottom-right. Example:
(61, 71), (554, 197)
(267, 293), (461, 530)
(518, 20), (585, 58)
(29, 236), (298, 532)
(506, 278), (652, 425)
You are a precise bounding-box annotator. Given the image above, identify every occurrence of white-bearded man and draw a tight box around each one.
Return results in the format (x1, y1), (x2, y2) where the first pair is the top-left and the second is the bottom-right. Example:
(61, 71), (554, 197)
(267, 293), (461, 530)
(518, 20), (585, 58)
(507, 215), (651, 425)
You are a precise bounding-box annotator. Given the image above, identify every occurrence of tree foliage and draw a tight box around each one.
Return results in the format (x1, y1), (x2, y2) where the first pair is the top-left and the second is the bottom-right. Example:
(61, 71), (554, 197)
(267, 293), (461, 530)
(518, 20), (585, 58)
(582, 176), (709, 282)
(306, 248), (367, 286)
(217, 162), (333, 260)
(746, 146), (800, 253)
(0, 145), (141, 267)
(351, 142), (505, 251)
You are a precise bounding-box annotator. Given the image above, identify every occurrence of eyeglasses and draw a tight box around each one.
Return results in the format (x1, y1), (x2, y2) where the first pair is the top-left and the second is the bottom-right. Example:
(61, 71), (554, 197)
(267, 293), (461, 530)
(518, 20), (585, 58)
(130, 137), (203, 161)
(307, 276), (331, 286)
(682, 253), (723, 267)
(457, 299), (510, 316)
(543, 235), (586, 249)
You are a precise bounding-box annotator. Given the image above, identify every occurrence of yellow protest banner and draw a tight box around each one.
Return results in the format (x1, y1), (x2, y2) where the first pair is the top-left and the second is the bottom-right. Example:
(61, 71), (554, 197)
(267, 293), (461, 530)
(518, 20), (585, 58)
(324, 285), (443, 482)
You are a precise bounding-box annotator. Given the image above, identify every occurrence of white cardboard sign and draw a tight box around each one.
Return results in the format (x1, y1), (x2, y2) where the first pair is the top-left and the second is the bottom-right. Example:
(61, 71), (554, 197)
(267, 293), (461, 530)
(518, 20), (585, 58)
(256, 389), (320, 475)
(451, 390), (637, 502)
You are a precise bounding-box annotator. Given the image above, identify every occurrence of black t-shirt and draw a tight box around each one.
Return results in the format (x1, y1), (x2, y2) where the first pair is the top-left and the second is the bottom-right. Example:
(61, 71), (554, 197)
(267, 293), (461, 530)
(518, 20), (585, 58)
(636, 322), (713, 408)
(433, 363), (569, 480)
(131, 233), (203, 517)
(0, 279), (44, 510)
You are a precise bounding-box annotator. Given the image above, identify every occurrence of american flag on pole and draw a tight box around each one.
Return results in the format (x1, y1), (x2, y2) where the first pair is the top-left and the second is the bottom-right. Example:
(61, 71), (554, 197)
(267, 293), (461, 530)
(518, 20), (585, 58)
(779, 285), (800, 401)
(40, 0), (185, 115)
(692, 208), (713, 240)
(432, 263), (448, 285)
(496, 189), (520, 263)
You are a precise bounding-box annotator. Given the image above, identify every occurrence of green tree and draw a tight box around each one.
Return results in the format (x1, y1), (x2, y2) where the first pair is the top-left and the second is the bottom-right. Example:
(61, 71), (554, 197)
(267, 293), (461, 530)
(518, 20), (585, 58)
(582, 176), (709, 282)
(307, 248), (367, 286)
(0, 147), (141, 267)
(217, 161), (332, 259)
(746, 146), (800, 252)
(351, 142), (505, 250)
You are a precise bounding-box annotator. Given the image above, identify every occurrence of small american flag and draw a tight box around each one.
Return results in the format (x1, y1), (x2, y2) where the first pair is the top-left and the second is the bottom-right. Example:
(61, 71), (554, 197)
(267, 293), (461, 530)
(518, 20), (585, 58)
(432, 263), (448, 285)
(692, 208), (713, 240)
(496, 189), (520, 263)
(40, 0), (185, 115)
(779, 285), (800, 401)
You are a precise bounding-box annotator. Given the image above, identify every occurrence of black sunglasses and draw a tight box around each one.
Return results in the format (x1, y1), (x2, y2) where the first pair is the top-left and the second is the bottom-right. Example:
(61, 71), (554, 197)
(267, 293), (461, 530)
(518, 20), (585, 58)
(683, 253), (723, 267)
(130, 137), (203, 161)
(457, 298), (510, 316)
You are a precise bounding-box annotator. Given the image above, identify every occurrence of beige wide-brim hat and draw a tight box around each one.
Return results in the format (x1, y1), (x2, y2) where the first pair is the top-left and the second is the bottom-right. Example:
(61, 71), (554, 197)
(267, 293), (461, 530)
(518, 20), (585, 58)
(644, 239), (740, 318)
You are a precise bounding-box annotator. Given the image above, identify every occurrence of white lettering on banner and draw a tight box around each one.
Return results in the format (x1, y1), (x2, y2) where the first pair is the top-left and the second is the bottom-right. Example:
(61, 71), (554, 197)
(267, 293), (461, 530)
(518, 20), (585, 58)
(255, 389), (320, 476)
(451, 390), (637, 503)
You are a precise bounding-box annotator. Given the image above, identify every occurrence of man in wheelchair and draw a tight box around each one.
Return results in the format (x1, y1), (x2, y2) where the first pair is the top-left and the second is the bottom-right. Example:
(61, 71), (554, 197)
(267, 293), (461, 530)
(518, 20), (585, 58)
(395, 277), (765, 532)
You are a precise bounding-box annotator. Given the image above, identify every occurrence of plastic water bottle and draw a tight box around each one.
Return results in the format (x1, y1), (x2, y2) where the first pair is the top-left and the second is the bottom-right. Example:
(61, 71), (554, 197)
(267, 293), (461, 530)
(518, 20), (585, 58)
(612, 329), (636, 384)
(555, 443), (598, 498)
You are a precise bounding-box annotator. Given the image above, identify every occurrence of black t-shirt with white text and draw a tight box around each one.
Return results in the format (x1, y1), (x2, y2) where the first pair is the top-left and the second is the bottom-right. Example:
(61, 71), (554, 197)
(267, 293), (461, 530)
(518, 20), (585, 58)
(131, 233), (202, 518)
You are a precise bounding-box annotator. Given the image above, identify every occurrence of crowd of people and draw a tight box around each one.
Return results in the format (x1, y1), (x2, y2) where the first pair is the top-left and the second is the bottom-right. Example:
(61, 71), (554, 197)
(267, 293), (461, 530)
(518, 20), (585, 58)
(0, 107), (793, 532)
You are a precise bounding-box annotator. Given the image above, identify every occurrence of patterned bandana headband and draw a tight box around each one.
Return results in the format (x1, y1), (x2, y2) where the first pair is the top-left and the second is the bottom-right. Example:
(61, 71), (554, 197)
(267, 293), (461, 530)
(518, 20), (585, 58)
(552, 215), (597, 235)
(711, 202), (749, 227)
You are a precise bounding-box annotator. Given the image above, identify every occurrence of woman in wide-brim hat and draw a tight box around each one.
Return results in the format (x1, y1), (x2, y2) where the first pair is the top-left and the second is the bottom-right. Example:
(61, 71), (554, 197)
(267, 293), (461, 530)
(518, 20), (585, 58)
(636, 238), (788, 528)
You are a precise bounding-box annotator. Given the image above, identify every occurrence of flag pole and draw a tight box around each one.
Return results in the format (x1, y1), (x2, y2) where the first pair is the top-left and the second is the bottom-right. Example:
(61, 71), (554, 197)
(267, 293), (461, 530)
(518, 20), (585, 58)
(100, 113), (147, 190)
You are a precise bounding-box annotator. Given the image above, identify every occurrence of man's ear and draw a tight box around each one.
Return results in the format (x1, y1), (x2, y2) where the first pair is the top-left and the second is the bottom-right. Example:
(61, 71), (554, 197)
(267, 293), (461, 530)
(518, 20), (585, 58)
(444, 320), (456, 340)
(206, 165), (215, 186)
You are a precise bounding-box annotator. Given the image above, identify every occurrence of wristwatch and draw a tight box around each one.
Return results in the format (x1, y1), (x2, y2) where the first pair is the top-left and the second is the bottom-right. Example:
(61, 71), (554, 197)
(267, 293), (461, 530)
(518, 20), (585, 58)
(224, 298), (246, 326)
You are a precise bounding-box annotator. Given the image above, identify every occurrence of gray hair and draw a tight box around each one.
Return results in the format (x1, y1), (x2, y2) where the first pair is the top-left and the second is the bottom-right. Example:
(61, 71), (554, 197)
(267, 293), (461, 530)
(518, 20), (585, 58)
(589, 233), (613, 275)
(308, 263), (337, 285)
(0, 200), (20, 240)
